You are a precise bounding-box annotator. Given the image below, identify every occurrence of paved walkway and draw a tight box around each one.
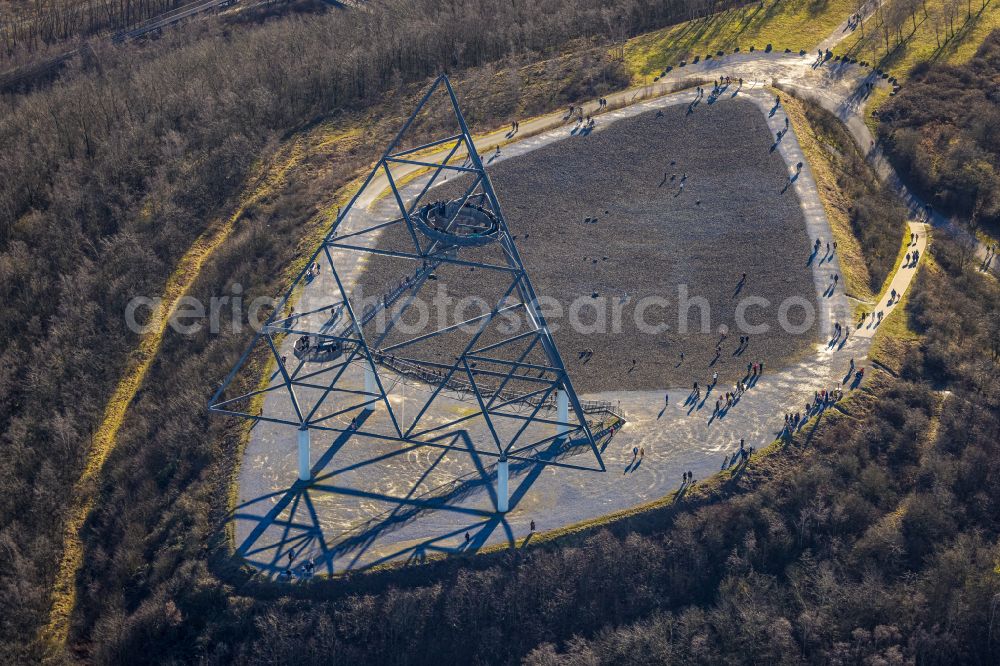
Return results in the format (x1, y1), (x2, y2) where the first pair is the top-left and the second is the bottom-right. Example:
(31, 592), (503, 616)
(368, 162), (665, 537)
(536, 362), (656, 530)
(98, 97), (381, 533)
(855, 221), (928, 339)
(234, 87), (869, 575)
(231, 15), (971, 577)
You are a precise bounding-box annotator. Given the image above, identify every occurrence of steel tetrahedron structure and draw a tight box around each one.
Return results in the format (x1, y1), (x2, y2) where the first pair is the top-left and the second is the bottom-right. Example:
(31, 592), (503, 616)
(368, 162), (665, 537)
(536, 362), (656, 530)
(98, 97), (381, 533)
(209, 74), (616, 510)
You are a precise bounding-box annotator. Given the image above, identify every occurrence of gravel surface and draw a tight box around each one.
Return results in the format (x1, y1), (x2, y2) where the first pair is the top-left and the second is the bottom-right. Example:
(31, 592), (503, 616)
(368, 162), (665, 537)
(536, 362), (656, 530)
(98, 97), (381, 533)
(358, 98), (818, 392)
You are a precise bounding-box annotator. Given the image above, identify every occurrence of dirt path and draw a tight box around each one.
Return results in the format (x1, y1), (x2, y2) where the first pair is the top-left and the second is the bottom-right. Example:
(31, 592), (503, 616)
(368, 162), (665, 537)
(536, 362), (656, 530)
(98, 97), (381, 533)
(40, 139), (311, 652)
(855, 222), (929, 339)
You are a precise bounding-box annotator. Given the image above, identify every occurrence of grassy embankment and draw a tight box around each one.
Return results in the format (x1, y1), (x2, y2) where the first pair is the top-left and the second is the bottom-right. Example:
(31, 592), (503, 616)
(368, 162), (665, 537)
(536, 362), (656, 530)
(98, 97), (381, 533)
(782, 92), (923, 375)
(837, 0), (1000, 130)
(866, 237), (934, 370)
(781, 92), (878, 304)
(622, 0), (856, 81)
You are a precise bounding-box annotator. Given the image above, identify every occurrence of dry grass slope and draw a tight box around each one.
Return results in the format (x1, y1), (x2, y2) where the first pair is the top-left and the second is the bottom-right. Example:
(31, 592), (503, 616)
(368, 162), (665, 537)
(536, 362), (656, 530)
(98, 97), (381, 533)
(38, 126), (362, 652)
(623, 0), (857, 80)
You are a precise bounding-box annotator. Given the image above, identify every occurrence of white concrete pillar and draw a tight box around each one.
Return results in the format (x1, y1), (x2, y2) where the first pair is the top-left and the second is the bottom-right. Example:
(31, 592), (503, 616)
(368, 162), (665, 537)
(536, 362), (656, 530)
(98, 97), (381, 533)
(297, 428), (311, 481)
(557, 389), (570, 437)
(364, 363), (377, 411)
(496, 458), (509, 513)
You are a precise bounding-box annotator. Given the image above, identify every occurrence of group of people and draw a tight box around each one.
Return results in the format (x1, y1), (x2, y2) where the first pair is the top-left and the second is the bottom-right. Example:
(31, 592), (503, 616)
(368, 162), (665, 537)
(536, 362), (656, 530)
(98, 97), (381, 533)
(781, 384), (847, 435)
(277, 551), (317, 582)
(567, 99), (609, 119)
(859, 309), (884, 328)
(812, 48), (833, 68)
(714, 75), (742, 90)
(687, 86), (707, 114)
(785, 390), (835, 430)
(714, 364), (762, 415)
(689, 353), (765, 417)
(814, 237), (838, 259)
(566, 104), (600, 128)
(722, 438), (753, 470)
(377, 273), (417, 309)
(306, 261), (322, 279)
(831, 321), (849, 346)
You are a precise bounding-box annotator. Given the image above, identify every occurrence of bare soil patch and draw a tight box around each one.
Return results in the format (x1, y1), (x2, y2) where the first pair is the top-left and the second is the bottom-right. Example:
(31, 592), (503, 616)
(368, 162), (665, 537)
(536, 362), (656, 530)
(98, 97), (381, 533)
(357, 98), (818, 393)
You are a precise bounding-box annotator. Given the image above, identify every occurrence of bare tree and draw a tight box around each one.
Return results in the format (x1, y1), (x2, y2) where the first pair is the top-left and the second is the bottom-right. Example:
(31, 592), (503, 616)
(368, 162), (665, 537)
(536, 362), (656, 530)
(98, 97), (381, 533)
(906, 0), (921, 33)
(957, 229), (978, 271)
(877, 0), (892, 54)
(888, 0), (909, 45)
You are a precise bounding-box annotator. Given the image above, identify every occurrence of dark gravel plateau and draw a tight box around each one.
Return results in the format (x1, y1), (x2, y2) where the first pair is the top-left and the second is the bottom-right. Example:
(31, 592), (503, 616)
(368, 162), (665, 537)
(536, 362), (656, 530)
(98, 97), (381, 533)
(356, 99), (819, 393)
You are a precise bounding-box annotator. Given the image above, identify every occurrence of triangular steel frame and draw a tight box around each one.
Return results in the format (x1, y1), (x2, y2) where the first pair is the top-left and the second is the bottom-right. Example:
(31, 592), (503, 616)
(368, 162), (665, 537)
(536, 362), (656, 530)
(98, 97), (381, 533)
(209, 74), (613, 471)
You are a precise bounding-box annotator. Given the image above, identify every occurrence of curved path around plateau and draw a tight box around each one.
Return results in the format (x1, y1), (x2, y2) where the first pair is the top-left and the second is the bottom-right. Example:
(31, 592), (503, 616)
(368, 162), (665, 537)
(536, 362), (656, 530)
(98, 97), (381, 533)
(233, 19), (942, 575)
